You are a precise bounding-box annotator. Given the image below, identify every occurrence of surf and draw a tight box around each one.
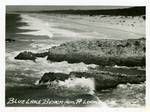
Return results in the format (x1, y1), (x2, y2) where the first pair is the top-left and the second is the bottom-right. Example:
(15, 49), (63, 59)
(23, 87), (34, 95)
(17, 14), (54, 38)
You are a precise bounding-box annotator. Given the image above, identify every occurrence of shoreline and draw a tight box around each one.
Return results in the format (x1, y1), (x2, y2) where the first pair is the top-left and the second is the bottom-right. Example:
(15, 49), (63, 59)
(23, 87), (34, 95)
(6, 10), (146, 107)
(15, 38), (145, 67)
(14, 37), (146, 91)
(6, 13), (145, 40)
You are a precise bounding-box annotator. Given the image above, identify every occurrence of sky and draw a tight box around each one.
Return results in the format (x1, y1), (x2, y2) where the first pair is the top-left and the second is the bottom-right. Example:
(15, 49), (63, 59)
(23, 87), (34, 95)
(6, 6), (131, 12)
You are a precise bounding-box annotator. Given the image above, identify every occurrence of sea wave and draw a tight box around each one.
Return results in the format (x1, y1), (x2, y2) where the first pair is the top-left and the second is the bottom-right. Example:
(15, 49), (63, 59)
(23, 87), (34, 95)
(17, 14), (54, 38)
(97, 82), (145, 107)
(38, 77), (95, 95)
(17, 14), (108, 41)
(6, 51), (97, 78)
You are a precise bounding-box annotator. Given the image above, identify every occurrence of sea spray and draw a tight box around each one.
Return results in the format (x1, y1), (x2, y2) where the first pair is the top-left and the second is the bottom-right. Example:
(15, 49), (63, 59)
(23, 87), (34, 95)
(58, 77), (95, 95)
(6, 50), (98, 87)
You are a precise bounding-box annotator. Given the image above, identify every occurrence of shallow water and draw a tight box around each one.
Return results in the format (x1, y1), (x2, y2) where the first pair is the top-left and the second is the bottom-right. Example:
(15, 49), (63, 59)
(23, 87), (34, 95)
(6, 13), (145, 107)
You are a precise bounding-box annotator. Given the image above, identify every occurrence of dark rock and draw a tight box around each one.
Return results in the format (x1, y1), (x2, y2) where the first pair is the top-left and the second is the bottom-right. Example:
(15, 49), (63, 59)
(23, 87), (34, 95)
(39, 70), (145, 91)
(14, 51), (36, 61)
(46, 38), (145, 67)
(142, 15), (145, 20)
(14, 38), (145, 67)
(70, 71), (120, 90)
(35, 52), (49, 58)
(6, 38), (15, 43)
(39, 72), (70, 84)
(14, 51), (49, 61)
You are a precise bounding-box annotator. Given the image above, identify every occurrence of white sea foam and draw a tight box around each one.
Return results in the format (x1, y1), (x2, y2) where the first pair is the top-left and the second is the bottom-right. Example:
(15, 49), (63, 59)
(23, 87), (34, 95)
(45, 77), (108, 107)
(6, 51), (97, 78)
(29, 42), (59, 52)
(17, 14), (108, 40)
(17, 14), (54, 38)
(35, 57), (97, 75)
(17, 14), (89, 39)
(58, 77), (95, 94)
(17, 14), (79, 39)
(6, 51), (98, 94)
(101, 83), (145, 107)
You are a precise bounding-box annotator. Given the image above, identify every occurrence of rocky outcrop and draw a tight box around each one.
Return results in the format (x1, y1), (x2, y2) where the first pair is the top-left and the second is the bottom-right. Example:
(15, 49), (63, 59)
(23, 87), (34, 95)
(14, 51), (48, 61)
(6, 38), (15, 43)
(46, 38), (145, 67)
(39, 69), (145, 91)
(39, 72), (70, 84)
(15, 38), (145, 67)
(14, 51), (37, 61)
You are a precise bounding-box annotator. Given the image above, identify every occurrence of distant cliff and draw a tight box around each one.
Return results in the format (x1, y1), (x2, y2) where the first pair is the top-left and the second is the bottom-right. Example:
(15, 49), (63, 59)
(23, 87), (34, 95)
(14, 7), (145, 16)
(40, 7), (145, 16)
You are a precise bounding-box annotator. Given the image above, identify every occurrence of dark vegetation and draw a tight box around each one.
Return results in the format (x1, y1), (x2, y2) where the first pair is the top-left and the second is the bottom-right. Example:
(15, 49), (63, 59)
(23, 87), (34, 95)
(42, 7), (145, 16)
(14, 7), (145, 16)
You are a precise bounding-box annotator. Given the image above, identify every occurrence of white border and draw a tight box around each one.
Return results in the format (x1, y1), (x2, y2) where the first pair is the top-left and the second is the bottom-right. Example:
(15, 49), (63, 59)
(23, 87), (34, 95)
(0, 0), (6, 110)
(146, 1), (150, 112)
(0, 0), (149, 112)
(4, 0), (147, 6)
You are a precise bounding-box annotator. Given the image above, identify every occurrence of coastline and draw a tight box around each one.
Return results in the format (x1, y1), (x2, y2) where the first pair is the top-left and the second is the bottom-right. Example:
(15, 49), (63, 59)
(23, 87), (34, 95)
(6, 10), (146, 107)
(15, 38), (145, 67)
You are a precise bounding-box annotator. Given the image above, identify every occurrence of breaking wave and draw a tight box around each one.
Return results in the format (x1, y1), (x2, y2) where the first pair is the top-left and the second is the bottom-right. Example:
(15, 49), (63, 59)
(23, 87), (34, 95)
(17, 14), (54, 38)
(6, 51), (97, 86)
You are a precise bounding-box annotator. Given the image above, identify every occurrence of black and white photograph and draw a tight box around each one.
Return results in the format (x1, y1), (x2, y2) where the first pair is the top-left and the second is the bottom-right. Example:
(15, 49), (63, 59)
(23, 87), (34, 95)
(5, 5), (146, 107)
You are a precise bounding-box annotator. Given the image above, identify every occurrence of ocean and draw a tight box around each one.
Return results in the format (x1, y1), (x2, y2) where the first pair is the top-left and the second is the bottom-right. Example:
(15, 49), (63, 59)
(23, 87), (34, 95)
(6, 13), (145, 107)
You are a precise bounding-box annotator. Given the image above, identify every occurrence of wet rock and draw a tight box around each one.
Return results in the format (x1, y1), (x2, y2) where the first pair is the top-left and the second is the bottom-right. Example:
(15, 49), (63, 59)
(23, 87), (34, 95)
(39, 70), (145, 91)
(35, 52), (49, 58)
(69, 71), (121, 90)
(14, 51), (36, 61)
(46, 38), (145, 67)
(14, 38), (145, 67)
(39, 72), (70, 84)
(14, 51), (49, 61)
(6, 38), (15, 43)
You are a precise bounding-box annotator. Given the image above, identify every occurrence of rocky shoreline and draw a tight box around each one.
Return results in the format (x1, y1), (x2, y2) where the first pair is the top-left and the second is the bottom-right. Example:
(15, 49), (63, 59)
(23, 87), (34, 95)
(15, 38), (145, 67)
(14, 38), (146, 91)
(38, 68), (145, 91)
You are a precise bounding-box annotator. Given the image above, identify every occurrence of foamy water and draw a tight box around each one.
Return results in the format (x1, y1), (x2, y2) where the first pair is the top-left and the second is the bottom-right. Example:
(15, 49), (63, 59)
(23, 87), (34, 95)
(100, 83), (145, 107)
(6, 49), (98, 94)
(6, 52), (97, 75)
(17, 14), (110, 40)
(17, 14), (54, 38)
(6, 12), (99, 96)
(6, 50), (98, 100)
(17, 14), (80, 39)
